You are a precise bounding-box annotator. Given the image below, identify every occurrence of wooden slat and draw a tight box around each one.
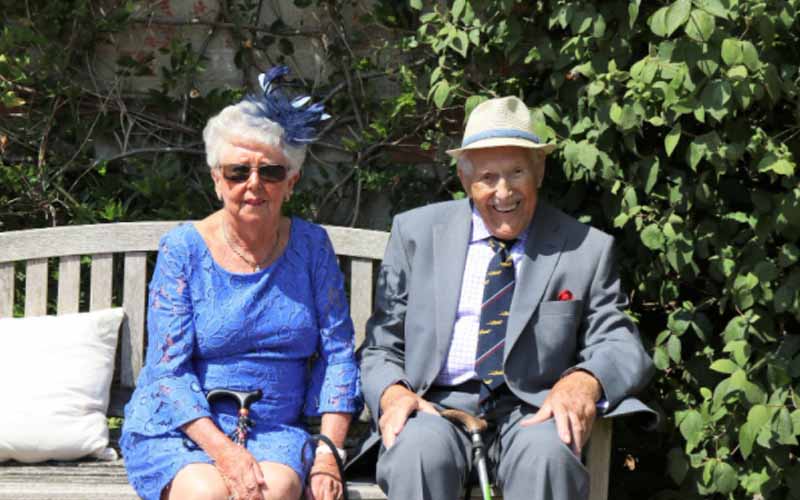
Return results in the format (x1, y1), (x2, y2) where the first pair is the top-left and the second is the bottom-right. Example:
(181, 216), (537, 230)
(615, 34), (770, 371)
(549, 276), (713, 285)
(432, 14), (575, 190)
(0, 262), (14, 318)
(57, 256), (81, 315)
(120, 252), (147, 388)
(0, 460), (388, 500)
(0, 222), (389, 262)
(24, 259), (48, 317)
(325, 226), (389, 260)
(90, 254), (113, 311)
(350, 258), (373, 348)
(586, 418), (612, 500)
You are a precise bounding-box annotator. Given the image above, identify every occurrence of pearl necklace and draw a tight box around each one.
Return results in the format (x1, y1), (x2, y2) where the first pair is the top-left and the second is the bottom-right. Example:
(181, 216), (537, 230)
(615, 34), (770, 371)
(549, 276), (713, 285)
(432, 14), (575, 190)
(221, 220), (280, 272)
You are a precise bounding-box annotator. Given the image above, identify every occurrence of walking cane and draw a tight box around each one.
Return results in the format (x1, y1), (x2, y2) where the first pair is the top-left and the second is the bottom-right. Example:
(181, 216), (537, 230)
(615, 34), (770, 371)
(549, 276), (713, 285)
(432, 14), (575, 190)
(206, 389), (263, 445)
(183, 388), (263, 449)
(441, 409), (492, 500)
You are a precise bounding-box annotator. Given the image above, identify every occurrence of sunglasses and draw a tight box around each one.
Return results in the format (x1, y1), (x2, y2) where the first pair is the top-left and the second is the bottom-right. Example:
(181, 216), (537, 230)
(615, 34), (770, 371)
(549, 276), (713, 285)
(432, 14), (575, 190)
(220, 164), (288, 183)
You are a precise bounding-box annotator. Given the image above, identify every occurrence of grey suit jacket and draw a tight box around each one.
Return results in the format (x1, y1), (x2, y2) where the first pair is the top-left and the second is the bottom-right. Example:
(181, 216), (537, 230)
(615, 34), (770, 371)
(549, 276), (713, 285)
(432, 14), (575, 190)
(358, 199), (654, 453)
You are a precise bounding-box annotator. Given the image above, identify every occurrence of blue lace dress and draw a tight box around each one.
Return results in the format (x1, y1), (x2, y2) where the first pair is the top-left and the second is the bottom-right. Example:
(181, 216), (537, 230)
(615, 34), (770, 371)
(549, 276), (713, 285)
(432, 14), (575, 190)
(120, 219), (361, 500)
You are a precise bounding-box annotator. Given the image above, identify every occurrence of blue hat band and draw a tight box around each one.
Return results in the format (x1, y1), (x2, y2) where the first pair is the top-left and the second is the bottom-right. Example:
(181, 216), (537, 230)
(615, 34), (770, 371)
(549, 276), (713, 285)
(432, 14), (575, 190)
(461, 128), (542, 148)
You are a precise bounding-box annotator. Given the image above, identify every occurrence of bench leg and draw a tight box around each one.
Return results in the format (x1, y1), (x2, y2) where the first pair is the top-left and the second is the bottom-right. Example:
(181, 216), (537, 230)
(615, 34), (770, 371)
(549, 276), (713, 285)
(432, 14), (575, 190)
(585, 418), (612, 500)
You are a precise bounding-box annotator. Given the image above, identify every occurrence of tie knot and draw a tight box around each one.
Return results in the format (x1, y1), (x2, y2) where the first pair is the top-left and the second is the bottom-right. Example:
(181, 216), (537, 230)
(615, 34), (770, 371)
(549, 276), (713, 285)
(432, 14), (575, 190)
(488, 237), (515, 253)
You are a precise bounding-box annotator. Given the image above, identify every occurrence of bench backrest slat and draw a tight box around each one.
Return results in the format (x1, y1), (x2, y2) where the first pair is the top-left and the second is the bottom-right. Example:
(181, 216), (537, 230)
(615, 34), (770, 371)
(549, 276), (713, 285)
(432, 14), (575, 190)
(90, 254), (114, 311)
(0, 262), (13, 318)
(24, 259), (48, 317)
(349, 258), (374, 348)
(57, 256), (81, 315)
(121, 252), (148, 388)
(2, 222), (388, 261)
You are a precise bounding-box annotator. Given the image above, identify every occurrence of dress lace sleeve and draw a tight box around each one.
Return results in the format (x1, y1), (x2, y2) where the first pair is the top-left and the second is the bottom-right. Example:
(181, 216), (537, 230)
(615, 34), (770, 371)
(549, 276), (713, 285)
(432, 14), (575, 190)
(303, 230), (362, 416)
(123, 233), (211, 436)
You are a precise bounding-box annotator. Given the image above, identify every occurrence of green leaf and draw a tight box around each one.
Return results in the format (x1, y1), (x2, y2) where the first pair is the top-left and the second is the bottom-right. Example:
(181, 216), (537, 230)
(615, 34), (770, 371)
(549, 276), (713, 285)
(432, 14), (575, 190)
(747, 405), (771, 430)
(754, 261), (778, 282)
(409, 0), (423, 10)
(723, 340), (751, 366)
(431, 80), (451, 109)
(469, 28), (481, 46)
(764, 64), (782, 100)
(739, 422), (757, 458)
(641, 224), (665, 250)
(654, 345), (670, 370)
(710, 359), (738, 374)
(694, 0), (729, 18)
(665, 123), (681, 157)
(713, 462), (738, 494)
(649, 6), (669, 37)
(723, 316), (749, 341)
(774, 407), (798, 446)
(757, 153), (795, 176)
(721, 38), (742, 66)
(679, 409), (704, 444)
(451, 0), (466, 20)
(666, 0), (692, 36)
(740, 41), (760, 71)
(629, 0), (641, 29)
(688, 139), (705, 170)
(727, 65), (748, 80)
(685, 10), (715, 42)
(697, 58), (719, 77)
(701, 79), (732, 122)
(577, 142), (599, 169)
(449, 30), (470, 57)
(464, 95), (487, 119)
(668, 335), (682, 362)
(777, 407), (799, 445)
(643, 157), (660, 193)
(430, 67), (443, 85)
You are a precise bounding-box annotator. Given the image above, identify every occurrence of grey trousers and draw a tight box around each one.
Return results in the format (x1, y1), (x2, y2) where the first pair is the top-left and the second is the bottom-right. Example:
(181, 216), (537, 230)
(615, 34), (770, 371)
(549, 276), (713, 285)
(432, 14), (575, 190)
(375, 390), (589, 500)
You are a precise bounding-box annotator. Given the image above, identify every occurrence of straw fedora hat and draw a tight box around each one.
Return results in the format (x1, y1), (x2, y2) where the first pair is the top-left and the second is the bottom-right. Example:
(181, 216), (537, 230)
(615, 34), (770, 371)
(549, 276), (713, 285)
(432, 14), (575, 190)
(446, 96), (557, 158)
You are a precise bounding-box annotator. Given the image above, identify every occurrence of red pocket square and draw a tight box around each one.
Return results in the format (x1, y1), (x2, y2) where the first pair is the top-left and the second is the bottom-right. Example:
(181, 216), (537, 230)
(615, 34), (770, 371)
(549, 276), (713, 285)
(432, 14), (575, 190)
(557, 289), (574, 301)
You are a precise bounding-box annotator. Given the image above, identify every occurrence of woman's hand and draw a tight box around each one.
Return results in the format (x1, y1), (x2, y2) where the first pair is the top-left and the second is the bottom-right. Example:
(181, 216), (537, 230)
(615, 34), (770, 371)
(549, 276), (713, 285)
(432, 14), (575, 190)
(306, 453), (343, 500)
(213, 442), (266, 500)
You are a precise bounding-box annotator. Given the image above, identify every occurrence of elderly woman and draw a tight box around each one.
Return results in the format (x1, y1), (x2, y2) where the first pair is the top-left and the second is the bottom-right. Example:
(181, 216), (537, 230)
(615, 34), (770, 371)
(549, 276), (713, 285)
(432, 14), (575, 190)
(120, 67), (360, 500)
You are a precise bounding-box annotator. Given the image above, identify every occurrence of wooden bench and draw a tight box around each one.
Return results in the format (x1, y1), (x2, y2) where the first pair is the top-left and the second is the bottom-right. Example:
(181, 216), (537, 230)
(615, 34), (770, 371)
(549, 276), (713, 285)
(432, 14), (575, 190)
(0, 221), (612, 500)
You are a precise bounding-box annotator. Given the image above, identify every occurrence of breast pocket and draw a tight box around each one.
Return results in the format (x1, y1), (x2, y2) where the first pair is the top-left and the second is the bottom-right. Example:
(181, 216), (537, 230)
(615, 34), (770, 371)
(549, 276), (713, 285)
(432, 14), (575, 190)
(531, 299), (584, 373)
(538, 299), (583, 317)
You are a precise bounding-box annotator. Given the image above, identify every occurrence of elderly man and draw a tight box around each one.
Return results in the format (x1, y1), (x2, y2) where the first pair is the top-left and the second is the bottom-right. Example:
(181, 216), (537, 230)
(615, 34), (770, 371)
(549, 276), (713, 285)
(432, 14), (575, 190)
(358, 96), (654, 500)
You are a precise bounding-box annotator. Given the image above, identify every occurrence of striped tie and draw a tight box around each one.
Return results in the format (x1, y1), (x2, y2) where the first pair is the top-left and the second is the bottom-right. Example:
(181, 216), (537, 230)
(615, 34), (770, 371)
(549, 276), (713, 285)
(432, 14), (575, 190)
(475, 237), (516, 403)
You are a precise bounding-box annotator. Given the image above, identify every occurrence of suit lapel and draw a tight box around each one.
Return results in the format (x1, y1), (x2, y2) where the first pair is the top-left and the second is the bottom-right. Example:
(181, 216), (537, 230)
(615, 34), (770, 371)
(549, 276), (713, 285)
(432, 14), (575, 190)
(433, 200), (471, 364)
(504, 203), (566, 360)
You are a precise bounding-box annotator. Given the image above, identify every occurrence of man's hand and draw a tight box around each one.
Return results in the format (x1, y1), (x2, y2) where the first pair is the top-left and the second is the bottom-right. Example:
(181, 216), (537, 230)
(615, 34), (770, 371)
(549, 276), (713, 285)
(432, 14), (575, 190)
(378, 384), (439, 449)
(520, 370), (602, 455)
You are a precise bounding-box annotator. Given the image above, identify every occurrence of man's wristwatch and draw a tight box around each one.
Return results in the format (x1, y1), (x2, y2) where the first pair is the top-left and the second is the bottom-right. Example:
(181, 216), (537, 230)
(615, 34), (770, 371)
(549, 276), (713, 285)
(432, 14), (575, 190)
(315, 442), (347, 462)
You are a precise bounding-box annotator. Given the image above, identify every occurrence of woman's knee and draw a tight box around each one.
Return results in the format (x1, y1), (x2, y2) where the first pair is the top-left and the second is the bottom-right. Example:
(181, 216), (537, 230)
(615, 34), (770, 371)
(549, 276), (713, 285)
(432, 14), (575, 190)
(259, 462), (303, 500)
(166, 463), (228, 500)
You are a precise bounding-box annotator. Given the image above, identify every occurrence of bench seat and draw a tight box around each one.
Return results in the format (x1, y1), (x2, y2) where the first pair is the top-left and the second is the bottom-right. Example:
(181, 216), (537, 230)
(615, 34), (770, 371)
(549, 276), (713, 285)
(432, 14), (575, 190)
(0, 460), (387, 500)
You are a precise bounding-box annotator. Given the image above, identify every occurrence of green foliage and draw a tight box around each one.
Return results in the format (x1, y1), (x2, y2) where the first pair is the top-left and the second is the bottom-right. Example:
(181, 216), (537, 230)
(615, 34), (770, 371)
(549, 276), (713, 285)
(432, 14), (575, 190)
(2, 0), (800, 497)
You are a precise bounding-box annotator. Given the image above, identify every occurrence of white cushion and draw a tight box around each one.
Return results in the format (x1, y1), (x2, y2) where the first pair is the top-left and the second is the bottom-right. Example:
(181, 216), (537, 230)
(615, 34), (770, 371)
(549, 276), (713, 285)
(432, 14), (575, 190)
(0, 308), (124, 463)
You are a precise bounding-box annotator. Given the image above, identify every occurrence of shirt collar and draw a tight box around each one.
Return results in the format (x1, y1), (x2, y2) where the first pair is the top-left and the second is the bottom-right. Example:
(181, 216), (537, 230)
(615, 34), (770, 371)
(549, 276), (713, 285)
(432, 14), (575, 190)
(469, 203), (529, 246)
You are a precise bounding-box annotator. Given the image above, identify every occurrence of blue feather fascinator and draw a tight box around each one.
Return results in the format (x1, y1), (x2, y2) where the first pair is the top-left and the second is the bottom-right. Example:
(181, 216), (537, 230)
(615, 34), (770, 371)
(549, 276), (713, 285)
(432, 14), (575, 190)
(244, 66), (331, 146)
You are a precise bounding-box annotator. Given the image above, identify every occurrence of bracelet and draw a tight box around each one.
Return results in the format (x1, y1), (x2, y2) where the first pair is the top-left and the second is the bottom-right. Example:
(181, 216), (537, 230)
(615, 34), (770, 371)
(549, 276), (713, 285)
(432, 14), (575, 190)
(315, 442), (347, 462)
